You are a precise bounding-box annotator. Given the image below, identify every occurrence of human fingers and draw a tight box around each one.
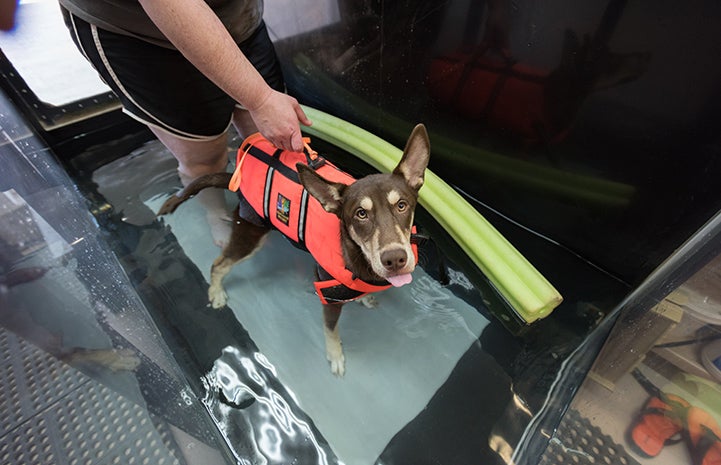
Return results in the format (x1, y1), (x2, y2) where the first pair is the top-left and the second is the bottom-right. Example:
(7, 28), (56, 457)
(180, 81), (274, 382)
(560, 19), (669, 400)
(289, 129), (304, 153)
(249, 92), (309, 151)
(294, 101), (312, 127)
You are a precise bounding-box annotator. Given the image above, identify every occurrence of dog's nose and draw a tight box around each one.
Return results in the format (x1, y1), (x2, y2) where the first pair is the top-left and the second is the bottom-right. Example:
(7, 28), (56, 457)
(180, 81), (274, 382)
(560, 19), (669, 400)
(381, 249), (407, 272)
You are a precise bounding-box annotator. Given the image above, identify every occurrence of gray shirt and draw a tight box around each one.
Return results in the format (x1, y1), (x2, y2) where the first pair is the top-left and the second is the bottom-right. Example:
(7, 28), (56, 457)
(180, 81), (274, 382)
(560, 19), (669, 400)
(59, 0), (264, 49)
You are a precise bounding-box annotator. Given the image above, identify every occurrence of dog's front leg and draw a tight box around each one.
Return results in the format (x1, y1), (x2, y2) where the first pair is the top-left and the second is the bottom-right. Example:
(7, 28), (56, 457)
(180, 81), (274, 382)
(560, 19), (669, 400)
(323, 303), (345, 377)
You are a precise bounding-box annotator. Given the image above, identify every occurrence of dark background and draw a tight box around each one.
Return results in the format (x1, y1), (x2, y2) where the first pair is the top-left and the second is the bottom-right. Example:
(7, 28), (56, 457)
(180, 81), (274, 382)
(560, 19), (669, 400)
(274, 0), (721, 287)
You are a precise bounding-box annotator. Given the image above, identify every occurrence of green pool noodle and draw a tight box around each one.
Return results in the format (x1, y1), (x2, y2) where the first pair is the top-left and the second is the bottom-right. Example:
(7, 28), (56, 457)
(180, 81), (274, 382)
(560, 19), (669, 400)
(301, 105), (563, 323)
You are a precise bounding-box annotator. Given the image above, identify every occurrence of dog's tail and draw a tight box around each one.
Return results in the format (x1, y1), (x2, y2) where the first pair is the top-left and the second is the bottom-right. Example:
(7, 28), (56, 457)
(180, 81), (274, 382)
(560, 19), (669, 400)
(157, 172), (233, 216)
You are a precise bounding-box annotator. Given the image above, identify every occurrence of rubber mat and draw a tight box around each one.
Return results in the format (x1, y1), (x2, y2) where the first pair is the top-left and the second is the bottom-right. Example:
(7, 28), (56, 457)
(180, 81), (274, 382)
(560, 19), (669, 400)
(0, 327), (185, 465)
(540, 408), (640, 465)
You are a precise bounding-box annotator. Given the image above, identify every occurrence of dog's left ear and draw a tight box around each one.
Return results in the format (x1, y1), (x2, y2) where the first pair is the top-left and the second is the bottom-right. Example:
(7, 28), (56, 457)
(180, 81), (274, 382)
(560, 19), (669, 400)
(393, 124), (430, 191)
(297, 163), (346, 215)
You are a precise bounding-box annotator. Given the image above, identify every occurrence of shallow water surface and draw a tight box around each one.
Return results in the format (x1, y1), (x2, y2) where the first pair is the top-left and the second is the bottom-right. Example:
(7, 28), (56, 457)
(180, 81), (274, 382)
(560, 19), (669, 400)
(75, 136), (629, 465)
(89, 138), (495, 464)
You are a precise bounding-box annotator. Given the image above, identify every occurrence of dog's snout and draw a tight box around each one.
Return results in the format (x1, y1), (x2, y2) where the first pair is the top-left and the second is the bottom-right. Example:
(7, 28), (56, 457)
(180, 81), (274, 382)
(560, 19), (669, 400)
(381, 249), (407, 272)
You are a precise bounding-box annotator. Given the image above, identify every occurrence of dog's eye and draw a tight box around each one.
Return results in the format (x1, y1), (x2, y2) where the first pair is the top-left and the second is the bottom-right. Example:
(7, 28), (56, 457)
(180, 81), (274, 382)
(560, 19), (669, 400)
(355, 208), (368, 219)
(397, 200), (408, 212)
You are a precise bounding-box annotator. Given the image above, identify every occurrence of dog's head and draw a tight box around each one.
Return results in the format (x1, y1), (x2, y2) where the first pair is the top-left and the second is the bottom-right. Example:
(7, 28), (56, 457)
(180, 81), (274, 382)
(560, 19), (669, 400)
(297, 124), (430, 285)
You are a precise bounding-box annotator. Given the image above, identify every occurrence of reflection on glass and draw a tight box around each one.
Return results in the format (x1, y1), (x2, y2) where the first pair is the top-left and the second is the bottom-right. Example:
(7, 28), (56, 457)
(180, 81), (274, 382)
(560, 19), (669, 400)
(554, 225), (721, 465)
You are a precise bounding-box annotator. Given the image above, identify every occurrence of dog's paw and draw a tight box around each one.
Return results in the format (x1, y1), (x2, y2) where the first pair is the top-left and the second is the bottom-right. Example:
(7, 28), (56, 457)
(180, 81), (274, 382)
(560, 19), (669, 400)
(324, 324), (346, 376)
(358, 294), (379, 309)
(208, 286), (228, 309)
(328, 352), (346, 377)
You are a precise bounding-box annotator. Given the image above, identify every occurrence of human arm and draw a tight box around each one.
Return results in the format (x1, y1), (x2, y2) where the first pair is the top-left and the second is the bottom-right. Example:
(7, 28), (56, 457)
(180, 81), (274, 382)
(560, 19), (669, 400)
(138, 0), (311, 151)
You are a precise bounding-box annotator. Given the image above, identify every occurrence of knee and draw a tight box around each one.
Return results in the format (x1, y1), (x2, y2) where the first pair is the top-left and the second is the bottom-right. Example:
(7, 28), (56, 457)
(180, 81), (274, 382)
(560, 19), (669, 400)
(173, 139), (230, 179)
(177, 153), (229, 179)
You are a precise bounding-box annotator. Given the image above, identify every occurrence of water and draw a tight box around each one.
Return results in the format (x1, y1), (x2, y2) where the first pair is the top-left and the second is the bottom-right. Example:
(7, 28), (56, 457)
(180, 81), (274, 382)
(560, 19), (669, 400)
(68, 134), (630, 464)
(83, 138), (499, 464)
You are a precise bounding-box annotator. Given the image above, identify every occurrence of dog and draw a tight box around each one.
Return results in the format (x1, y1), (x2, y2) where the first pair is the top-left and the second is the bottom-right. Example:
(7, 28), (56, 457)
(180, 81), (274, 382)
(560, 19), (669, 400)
(158, 124), (430, 376)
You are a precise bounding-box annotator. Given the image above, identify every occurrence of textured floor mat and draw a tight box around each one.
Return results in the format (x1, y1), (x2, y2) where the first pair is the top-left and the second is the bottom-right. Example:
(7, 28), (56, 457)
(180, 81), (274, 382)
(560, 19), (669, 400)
(540, 408), (640, 465)
(0, 328), (184, 465)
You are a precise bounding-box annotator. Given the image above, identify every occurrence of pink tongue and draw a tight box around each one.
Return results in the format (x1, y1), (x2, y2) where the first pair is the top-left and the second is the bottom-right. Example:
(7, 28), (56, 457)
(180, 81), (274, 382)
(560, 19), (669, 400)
(386, 274), (413, 287)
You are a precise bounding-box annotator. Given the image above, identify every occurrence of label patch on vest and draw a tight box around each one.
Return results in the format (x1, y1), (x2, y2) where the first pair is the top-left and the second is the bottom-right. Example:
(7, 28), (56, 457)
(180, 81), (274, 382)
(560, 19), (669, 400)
(276, 193), (291, 225)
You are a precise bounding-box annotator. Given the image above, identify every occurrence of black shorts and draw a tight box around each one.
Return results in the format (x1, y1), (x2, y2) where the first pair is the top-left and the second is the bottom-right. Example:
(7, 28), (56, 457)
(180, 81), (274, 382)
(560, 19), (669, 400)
(61, 8), (285, 140)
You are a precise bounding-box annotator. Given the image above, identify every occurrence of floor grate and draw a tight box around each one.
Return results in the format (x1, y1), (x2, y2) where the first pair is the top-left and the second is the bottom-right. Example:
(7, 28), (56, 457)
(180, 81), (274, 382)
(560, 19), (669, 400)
(540, 409), (640, 465)
(0, 328), (184, 465)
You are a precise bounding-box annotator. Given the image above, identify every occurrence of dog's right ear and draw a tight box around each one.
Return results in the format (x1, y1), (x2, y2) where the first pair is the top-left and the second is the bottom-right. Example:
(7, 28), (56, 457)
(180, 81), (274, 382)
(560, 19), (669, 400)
(393, 124), (430, 191)
(297, 163), (346, 215)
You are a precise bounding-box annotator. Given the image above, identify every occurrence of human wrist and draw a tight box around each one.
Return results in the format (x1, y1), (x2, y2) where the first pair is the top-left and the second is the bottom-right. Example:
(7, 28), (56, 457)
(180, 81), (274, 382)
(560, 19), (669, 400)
(242, 85), (274, 112)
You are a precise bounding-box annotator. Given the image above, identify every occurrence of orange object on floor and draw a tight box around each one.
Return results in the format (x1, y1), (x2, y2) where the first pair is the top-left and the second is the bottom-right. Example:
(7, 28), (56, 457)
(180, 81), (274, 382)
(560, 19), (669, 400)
(628, 394), (690, 457)
(686, 406), (721, 465)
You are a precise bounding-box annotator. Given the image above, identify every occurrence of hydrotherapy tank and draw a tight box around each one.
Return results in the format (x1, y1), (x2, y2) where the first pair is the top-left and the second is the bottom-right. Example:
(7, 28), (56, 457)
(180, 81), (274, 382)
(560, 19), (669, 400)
(1, 1), (721, 464)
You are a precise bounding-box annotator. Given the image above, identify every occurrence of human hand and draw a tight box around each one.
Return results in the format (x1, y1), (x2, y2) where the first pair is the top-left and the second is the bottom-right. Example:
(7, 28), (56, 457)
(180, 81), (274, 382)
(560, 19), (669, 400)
(248, 90), (312, 152)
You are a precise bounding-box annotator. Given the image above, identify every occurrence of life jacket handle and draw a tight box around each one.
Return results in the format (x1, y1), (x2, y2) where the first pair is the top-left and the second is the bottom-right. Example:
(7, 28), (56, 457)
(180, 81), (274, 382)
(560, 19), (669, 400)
(228, 140), (255, 192)
(302, 137), (326, 169)
(229, 134), (325, 192)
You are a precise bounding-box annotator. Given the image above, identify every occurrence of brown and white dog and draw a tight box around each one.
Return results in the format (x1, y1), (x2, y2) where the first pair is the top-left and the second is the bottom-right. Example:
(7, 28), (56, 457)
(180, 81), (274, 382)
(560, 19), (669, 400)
(158, 124), (430, 376)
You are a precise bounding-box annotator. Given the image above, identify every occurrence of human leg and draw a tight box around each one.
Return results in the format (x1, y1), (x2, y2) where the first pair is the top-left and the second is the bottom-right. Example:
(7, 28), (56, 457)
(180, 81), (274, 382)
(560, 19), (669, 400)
(62, 8), (238, 246)
(148, 126), (229, 179)
(149, 127), (233, 247)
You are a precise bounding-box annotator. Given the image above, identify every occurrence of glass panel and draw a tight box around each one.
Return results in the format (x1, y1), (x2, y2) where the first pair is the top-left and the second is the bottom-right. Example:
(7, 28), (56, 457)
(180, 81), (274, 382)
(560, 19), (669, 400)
(0, 88), (233, 465)
(533, 213), (721, 465)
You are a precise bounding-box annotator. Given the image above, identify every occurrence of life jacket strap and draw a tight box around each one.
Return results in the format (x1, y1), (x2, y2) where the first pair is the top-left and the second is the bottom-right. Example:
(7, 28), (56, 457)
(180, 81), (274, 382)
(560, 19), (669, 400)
(228, 140), (255, 192)
(314, 280), (369, 305)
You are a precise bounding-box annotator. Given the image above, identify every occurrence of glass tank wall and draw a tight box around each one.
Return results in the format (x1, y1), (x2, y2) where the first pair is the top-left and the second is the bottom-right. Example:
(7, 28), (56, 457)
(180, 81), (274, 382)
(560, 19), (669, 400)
(2, 1), (721, 465)
(270, 0), (721, 287)
(0, 90), (234, 464)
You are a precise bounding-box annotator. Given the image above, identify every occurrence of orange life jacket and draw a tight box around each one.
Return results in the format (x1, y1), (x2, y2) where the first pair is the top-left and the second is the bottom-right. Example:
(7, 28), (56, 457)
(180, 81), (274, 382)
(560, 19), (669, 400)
(228, 133), (418, 304)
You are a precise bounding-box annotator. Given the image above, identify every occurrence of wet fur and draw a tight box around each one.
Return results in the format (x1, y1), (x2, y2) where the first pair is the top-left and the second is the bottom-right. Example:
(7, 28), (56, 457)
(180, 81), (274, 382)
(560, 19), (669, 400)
(158, 125), (430, 376)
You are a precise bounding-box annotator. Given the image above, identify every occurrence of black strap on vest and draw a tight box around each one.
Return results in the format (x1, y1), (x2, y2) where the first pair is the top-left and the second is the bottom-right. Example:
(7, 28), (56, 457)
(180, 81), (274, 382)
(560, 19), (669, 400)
(247, 146), (300, 181)
(246, 145), (328, 252)
(315, 232), (431, 304)
(315, 265), (388, 303)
